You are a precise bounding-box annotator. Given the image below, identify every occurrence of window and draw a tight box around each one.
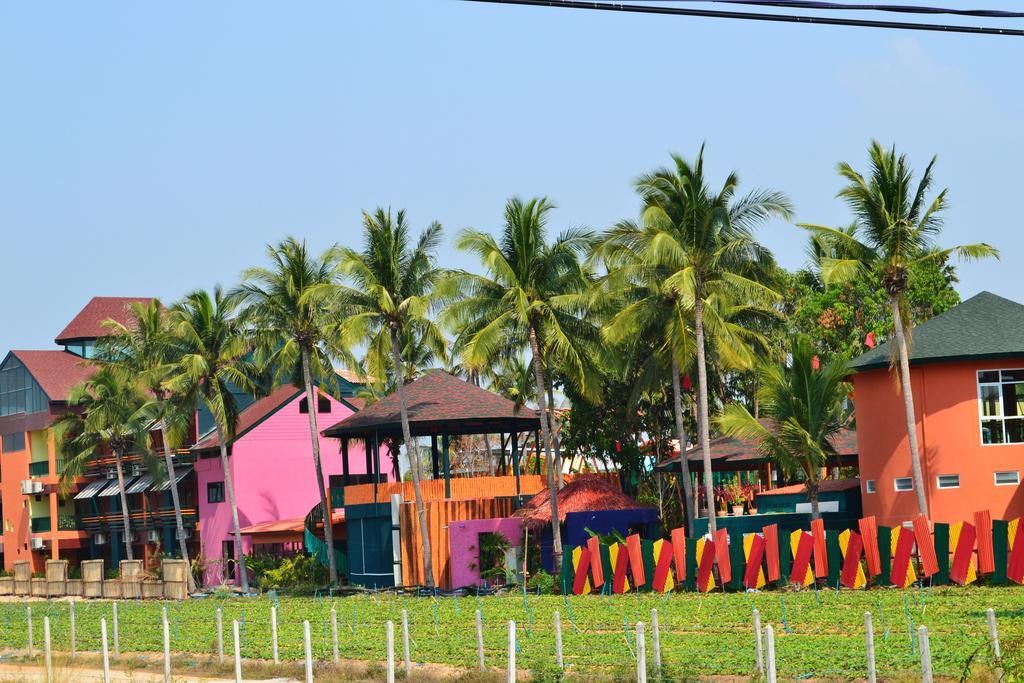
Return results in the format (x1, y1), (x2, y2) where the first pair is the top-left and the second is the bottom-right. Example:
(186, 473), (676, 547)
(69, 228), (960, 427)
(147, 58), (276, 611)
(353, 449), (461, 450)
(894, 477), (914, 491)
(299, 396), (332, 414)
(936, 474), (960, 489)
(207, 481), (225, 504)
(865, 480), (876, 494)
(0, 356), (48, 417)
(2, 432), (25, 453)
(995, 471), (1020, 486)
(978, 369), (1024, 444)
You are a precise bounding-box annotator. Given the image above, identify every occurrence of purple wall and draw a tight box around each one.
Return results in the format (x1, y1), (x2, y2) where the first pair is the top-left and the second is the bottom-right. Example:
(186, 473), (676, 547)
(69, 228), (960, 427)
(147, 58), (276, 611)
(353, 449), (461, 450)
(449, 517), (522, 589)
(196, 392), (388, 585)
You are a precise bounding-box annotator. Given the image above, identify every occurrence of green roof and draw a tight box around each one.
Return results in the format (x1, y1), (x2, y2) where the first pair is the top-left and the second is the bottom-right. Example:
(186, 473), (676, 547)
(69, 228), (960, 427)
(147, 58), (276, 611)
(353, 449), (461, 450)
(850, 291), (1024, 371)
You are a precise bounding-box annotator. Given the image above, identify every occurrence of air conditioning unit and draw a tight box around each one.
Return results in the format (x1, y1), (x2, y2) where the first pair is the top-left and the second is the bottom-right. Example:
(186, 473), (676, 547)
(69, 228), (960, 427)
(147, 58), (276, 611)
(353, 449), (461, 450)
(106, 468), (116, 480)
(20, 480), (33, 495)
(130, 464), (142, 477)
(29, 537), (44, 550)
(30, 481), (43, 494)
(148, 529), (161, 543)
(93, 533), (108, 545)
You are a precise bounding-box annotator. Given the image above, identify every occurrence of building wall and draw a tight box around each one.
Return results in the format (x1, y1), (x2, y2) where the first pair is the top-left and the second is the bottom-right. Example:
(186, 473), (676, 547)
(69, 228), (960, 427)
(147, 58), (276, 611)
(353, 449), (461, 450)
(853, 358), (1024, 526)
(195, 392), (382, 583)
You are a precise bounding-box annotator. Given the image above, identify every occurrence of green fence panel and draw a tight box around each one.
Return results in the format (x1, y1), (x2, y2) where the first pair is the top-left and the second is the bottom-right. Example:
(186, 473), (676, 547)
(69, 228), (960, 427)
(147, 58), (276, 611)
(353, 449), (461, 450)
(934, 522), (950, 585)
(992, 519), (1009, 585)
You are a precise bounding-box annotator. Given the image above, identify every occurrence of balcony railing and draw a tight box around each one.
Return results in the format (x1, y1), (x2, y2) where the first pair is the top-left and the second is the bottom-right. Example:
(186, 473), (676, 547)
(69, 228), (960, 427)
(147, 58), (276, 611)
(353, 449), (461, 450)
(28, 461), (49, 477)
(30, 517), (51, 533)
(57, 514), (79, 531)
(81, 507), (197, 531)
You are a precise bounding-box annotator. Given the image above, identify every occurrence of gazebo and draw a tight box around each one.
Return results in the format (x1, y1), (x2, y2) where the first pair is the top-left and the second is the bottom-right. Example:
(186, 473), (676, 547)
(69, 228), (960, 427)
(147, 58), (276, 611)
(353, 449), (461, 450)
(321, 370), (543, 501)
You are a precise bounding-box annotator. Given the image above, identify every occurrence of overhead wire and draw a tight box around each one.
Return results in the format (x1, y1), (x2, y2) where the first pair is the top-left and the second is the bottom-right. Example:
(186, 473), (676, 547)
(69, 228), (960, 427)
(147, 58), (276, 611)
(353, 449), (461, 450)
(640, 0), (1024, 19)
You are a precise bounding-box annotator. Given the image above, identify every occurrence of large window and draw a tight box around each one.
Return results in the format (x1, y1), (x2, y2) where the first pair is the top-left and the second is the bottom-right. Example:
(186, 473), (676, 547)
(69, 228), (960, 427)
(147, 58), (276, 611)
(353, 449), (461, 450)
(2, 432), (25, 453)
(978, 369), (1024, 444)
(0, 357), (48, 417)
(207, 481), (225, 504)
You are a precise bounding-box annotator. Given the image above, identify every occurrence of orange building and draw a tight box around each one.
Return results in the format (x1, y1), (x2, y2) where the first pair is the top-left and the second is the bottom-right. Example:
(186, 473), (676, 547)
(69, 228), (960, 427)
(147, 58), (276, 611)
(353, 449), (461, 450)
(851, 291), (1024, 527)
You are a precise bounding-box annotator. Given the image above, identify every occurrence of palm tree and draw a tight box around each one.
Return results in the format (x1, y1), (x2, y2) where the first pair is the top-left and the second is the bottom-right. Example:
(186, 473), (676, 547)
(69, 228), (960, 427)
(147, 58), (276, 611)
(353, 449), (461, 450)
(446, 196), (594, 577)
(336, 208), (448, 588)
(166, 288), (256, 593)
(800, 141), (998, 516)
(96, 300), (198, 592)
(237, 237), (352, 586)
(53, 368), (154, 562)
(625, 147), (792, 533)
(718, 336), (851, 519)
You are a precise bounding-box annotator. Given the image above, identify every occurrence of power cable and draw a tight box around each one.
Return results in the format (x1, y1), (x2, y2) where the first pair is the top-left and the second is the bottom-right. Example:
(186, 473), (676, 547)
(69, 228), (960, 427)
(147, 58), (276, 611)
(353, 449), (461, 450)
(461, 0), (1024, 36)
(642, 0), (1024, 19)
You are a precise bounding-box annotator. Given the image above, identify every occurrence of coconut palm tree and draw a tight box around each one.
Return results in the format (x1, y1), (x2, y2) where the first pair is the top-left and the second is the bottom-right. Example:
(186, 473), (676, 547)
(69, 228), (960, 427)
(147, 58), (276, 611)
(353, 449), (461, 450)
(445, 196), (594, 577)
(800, 141), (998, 516)
(96, 300), (197, 592)
(236, 237), (354, 586)
(166, 288), (257, 593)
(626, 147), (792, 533)
(53, 368), (155, 562)
(335, 208), (448, 588)
(718, 336), (851, 519)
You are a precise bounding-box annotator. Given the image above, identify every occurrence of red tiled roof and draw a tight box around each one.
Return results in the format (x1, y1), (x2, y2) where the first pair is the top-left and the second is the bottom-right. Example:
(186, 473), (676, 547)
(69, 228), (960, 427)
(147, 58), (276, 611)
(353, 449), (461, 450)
(322, 370), (540, 438)
(758, 477), (860, 497)
(193, 385), (303, 451)
(11, 350), (96, 403)
(55, 296), (157, 343)
(514, 475), (651, 529)
(335, 368), (374, 385)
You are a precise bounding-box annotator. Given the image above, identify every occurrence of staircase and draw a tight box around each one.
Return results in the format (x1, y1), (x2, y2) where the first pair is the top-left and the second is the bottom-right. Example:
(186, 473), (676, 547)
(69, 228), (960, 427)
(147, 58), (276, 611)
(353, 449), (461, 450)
(303, 500), (348, 576)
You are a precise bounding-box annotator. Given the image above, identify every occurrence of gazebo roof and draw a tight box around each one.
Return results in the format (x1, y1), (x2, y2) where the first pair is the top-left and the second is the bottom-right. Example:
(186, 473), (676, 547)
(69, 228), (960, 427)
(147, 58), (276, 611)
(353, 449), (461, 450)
(321, 370), (541, 439)
(653, 419), (857, 473)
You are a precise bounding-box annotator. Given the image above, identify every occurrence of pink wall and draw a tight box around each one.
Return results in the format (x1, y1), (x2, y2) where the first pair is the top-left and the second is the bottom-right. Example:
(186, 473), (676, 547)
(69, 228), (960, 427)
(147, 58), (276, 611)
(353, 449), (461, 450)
(197, 391), (390, 584)
(449, 517), (522, 589)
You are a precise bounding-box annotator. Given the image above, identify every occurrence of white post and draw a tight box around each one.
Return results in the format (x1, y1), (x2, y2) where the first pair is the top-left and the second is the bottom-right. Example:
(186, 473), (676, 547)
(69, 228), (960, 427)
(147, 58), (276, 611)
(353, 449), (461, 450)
(865, 612), (877, 683)
(402, 608), (411, 676)
(216, 607), (224, 662)
(386, 620), (396, 683)
(26, 605), (33, 658)
(101, 618), (111, 683)
(69, 601), (76, 659)
(303, 620), (313, 683)
(636, 621), (647, 683)
(233, 619), (242, 683)
(43, 616), (52, 683)
(112, 601), (120, 658)
(919, 625), (933, 683)
(331, 608), (340, 664)
(753, 607), (764, 676)
(765, 624), (777, 683)
(652, 608), (662, 675)
(987, 608), (1001, 665)
(162, 606), (171, 683)
(271, 605), (279, 665)
(507, 620), (516, 683)
(476, 609), (485, 671)
(554, 611), (564, 670)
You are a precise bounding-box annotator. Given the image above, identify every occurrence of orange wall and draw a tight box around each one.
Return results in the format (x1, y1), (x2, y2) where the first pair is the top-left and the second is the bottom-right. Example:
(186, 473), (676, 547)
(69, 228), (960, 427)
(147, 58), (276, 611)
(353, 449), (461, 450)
(854, 358), (1024, 526)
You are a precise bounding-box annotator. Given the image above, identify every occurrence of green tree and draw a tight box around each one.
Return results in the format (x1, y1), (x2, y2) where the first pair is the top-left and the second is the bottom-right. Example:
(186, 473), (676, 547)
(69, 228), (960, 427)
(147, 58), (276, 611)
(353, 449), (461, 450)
(336, 208), (448, 588)
(800, 141), (998, 516)
(167, 288), (257, 592)
(619, 147), (792, 533)
(718, 336), (851, 519)
(53, 368), (155, 562)
(96, 300), (197, 591)
(446, 196), (594, 576)
(237, 236), (351, 586)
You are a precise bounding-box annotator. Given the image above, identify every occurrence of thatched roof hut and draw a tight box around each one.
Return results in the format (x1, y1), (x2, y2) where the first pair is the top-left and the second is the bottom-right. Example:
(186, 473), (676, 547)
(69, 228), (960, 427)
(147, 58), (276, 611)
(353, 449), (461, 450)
(514, 475), (650, 529)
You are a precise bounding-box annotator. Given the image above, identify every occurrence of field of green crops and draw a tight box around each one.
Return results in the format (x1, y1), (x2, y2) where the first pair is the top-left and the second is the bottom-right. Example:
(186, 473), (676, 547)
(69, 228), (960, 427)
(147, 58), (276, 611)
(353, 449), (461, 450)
(0, 585), (1021, 680)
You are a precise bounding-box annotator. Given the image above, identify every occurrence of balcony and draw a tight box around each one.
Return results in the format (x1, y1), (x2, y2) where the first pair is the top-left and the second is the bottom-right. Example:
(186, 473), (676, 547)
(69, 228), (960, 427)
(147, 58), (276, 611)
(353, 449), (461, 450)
(30, 517), (51, 533)
(57, 514), (79, 531)
(28, 461), (49, 477)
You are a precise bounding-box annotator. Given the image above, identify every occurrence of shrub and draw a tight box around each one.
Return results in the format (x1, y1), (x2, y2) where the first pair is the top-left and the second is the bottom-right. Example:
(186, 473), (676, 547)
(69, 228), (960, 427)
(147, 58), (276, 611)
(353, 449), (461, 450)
(258, 554), (328, 590)
(527, 569), (554, 594)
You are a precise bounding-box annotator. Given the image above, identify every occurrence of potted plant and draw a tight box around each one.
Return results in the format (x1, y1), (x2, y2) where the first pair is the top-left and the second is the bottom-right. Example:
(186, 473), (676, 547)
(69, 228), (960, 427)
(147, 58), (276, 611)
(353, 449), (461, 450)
(723, 482), (746, 516)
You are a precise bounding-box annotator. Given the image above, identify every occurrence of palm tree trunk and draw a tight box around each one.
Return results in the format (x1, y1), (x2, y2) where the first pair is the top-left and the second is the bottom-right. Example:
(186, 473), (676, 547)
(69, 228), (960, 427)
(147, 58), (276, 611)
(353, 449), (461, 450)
(546, 380), (564, 490)
(390, 327), (434, 588)
(154, 396), (196, 593)
(113, 450), (133, 562)
(215, 422), (249, 593)
(301, 348), (339, 586)
(694, 293), (718, 534)
(807, 481), (821, 520)
(891, 298), (929, 517)
(529, 327), (563, 579)
(671, 359), (696, 536)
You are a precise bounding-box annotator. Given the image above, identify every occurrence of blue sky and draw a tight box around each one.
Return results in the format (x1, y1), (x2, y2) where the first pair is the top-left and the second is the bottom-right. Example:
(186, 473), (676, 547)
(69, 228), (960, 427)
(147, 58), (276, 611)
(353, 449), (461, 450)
(1, 2), (1021, 352)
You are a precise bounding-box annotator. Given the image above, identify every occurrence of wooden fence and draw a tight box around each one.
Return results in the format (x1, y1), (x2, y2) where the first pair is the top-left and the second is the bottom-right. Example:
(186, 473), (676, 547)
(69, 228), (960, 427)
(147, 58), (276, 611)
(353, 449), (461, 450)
(0, 559), (192, 599)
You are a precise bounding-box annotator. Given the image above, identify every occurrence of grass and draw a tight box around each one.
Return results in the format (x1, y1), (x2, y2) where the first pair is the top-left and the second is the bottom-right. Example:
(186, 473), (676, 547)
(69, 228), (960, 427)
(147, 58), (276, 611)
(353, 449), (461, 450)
(0, 585), (1020, 680)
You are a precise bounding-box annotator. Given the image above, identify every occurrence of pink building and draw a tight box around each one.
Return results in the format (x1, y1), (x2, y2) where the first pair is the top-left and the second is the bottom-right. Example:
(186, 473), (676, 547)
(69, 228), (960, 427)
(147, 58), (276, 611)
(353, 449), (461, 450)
(192, 384), (390, 585)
